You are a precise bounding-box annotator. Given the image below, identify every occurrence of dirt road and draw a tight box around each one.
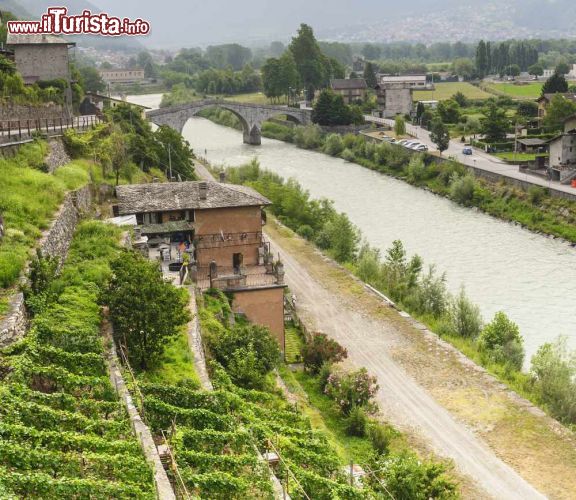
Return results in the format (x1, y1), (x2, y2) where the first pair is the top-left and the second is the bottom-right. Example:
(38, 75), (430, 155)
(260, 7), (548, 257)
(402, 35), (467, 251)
(266, 229), (545, 499)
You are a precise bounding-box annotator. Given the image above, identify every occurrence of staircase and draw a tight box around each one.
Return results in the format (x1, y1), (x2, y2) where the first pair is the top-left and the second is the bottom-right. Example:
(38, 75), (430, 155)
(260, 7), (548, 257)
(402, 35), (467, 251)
(560, 168), (576, 185)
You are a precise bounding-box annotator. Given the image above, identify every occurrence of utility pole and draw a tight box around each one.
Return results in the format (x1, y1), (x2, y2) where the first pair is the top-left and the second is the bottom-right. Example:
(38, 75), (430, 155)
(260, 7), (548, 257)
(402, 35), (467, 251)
(168, 143), (173, 181)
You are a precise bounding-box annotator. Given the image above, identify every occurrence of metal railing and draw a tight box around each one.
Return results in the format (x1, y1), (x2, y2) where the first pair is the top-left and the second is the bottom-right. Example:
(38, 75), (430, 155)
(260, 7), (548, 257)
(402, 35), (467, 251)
(0, 115), (101, 142)
(194, 231), (264, 250)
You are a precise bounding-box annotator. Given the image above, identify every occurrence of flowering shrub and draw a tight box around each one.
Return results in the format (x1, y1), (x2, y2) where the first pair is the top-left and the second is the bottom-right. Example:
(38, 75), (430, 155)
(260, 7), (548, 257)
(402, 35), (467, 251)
(324, 367), (379, 415)
(302, 333), (347, 374)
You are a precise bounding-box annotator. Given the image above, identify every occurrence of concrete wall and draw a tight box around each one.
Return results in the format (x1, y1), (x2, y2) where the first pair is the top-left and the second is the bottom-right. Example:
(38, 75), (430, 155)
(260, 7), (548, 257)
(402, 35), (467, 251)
(231, 286), (286, 351)
(195, 206), (263, 267)
(0, 185), (92, 347)
(14, 45), (70, 83)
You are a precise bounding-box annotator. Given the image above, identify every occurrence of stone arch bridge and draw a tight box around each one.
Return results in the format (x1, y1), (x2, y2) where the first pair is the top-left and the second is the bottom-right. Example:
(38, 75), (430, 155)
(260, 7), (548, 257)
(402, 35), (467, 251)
(146, 99), (312, 145)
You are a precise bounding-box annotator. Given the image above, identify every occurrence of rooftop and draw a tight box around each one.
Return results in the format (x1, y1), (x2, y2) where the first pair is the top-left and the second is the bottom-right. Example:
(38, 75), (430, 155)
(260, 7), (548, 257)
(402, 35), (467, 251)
(538, 93), (576, 103)
(330, 78), (368, 90)
(517, 138), (546, 146)
(6, 33), (75, 46)
(380, 75), (427, 83)
(116, 181), (271, 215)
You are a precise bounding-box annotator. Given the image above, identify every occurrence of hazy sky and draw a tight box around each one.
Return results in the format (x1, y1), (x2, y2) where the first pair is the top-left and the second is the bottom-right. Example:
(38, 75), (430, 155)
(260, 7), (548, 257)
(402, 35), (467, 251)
(88, 0), (410, 47)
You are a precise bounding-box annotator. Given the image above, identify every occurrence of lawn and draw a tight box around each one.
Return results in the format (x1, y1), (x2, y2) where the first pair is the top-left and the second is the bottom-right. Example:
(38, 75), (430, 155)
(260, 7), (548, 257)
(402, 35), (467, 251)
(485, 82), (543, 99)
(495, 152), (548, 161)
(225, 92), (275, 104)
(413, 82), (492, 101)
(284, 321), (304, 363)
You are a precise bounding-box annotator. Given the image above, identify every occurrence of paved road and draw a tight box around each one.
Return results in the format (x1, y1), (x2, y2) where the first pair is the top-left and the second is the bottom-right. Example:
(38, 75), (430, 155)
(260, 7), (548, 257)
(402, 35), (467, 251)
(267, 232), (546, 500)
(366, 116), (576, 197)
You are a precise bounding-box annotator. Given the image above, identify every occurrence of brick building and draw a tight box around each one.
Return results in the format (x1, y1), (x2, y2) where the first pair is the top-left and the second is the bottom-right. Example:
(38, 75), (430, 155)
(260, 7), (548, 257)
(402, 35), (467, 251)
(330, 78), (368, 104)
(115, 180), (288, 349)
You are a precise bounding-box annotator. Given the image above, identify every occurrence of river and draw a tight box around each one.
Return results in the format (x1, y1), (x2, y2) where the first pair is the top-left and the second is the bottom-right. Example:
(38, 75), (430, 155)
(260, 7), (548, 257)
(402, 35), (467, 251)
(130, 94), (576, 361)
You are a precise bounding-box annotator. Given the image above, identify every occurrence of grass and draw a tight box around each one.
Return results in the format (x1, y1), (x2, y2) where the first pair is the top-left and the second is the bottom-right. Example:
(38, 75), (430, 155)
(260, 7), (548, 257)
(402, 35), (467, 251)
(0, 141), (90, 290)
(138, 325), (200, 387)
(413, 82), (492, 101)
(495, 152), (548, 161)
(484, 82), (543, 99)
(284, 321), (304, 363)
(224, 92), (275, 104)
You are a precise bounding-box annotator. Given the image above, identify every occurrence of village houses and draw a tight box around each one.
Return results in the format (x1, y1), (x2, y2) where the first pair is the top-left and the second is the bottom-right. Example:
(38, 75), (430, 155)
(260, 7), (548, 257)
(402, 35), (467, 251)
(114, 180), (288, 351)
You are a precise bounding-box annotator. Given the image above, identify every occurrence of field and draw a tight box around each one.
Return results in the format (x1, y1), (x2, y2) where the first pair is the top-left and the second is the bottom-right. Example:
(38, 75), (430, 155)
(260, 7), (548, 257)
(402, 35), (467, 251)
(484, 82), (543, 99)
(224, 92), (274, 104)
(413, 82), (492, 101)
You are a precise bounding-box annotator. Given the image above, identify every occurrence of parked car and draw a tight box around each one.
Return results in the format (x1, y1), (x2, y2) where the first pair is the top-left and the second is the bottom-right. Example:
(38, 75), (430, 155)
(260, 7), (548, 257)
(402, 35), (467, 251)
(397, 139), (410, 146)
(463, 146), (473, 155)
(413, 144), (429, 152)
(404, 141), (419, 148)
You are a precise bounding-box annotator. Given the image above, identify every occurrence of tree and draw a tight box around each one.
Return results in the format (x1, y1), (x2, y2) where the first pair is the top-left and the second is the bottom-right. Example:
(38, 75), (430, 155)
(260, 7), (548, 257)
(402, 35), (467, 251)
(394, 115), (406, 136)
(78, 65), (105, 93)
(153, 125), (196, 180)
(452, 58), (475, 80)
(541, 72), (568, 95)
(528, 63), (544, 77)
(452, 91), (469, 108)
(517, 100), (539, 118)
(206, 323), (281, 389)
(107, 252), (190, 370)
(542, 94), (576, 132)
(505, 64), (521, 77)
(450, 287), (482, 339)
(289, 24), (328, 97)
(430, 117), (450, 154)
(479, 311), (524, 370)
(302, 332), (348, 374)
(531, 337), (576, 424)
(363, 61), (377, 88)
(362, 44), (381, 61)
(475, 40), (488, 77)
(261, 57), (283, 101)
(312, 89), (355, 126)
(480, 102), (509, 142)
(437, 99), (461, 123)
(555, 62), (570, 76)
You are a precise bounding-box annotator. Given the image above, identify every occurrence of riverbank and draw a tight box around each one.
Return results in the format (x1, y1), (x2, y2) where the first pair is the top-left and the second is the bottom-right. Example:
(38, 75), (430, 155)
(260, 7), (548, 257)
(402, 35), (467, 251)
(200, 107), (576, 245)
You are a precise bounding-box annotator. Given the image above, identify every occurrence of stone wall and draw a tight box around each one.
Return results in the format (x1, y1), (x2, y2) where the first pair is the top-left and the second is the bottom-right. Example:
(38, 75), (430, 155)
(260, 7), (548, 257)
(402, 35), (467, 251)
(45, 138), (71, 173)
(0, 185), (92, 347)
(0, 102), (65, 122)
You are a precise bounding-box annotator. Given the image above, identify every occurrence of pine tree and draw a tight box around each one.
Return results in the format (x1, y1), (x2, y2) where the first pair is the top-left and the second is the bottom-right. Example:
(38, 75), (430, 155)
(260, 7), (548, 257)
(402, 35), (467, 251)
(475, 40), (488, 78)
(541, 73), (569, 96)
(363, 62), (377, 88)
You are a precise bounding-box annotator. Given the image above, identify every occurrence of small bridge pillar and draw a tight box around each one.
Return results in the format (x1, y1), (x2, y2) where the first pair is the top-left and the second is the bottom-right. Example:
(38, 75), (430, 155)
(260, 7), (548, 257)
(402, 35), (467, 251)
(243, 125), (262, 145)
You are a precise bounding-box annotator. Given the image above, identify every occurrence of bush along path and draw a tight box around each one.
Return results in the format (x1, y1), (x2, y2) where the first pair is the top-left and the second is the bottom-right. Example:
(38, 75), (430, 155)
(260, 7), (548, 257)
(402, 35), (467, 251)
(0, 221), (156, 498)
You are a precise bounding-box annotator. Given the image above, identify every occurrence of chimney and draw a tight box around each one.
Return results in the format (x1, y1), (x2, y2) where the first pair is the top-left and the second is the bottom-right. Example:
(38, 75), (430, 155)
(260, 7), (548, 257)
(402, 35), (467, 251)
(199, 181), (208, 200)
(219, 171), (226, 183)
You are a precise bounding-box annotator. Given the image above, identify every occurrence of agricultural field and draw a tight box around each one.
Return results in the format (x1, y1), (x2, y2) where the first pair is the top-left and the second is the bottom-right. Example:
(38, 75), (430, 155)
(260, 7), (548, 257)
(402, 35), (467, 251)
(484, 82), (543, 99)
(413, 82), (492, 101)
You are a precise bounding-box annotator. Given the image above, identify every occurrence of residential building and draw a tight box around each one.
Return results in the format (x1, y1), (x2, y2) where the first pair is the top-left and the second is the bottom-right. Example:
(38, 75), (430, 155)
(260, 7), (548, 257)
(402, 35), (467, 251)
(99, 68), (145, 84)
(79, 92), (150, 118)
(379, 75), (429, 89)
(6, 33), (75, 85)
(114, 180), (288, 349)
(330, 78), (368, 104)
(547, 115), (576, 183)
(537, 93), (576, 119)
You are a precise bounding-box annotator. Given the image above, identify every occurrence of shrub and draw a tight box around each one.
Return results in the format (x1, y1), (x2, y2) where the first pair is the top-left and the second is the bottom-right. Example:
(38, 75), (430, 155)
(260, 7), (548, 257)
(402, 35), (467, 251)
(406, 155), (427, 182)
(528, 185), (547, 205)
(479, 311), (524, 370)
(340, 148), (356, 162)
(345, 407), (367, 437)
(206, 323), (281, 389)
(368, 423), (392, 455)
(323, 134), (344, 156)
(450, 174), (476, 205)
(530, 337), (576, 424)
(302, 333), (347, 374)
(324, 367), (379, 415)
(293, 124), (323, 149)
(449, 287), (482, 339)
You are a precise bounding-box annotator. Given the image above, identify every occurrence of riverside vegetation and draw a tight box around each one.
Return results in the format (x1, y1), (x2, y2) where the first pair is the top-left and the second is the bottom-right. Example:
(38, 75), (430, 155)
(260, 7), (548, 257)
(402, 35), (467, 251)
(216, 158), (576, 429)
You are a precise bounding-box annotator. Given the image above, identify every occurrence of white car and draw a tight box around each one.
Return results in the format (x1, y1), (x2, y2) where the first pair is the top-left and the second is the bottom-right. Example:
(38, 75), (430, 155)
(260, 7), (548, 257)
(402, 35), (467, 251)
(413, 144), (429, 152)
(404, 141), (421, 149)
(397, 139), (410, 146)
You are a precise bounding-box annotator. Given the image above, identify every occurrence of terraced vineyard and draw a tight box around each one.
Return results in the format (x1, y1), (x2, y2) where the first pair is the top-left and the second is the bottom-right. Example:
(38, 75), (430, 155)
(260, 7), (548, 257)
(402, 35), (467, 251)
(141, 375), (367, 499)
(0, 222), (155, 498)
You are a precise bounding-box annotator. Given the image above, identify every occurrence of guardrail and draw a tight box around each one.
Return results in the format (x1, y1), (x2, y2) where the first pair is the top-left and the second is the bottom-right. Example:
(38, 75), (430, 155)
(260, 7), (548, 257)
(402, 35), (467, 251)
(0, 115), (101, 142)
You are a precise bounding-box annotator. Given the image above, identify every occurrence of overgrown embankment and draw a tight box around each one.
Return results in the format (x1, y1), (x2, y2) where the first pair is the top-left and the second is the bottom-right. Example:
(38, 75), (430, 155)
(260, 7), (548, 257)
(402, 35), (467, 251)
(215, 158), (576, 433)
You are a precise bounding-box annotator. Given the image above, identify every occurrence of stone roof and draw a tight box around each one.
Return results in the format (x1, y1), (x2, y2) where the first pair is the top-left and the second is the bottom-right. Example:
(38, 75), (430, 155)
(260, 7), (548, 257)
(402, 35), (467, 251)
(538, 93), (576, 103)
(516, 138), (546, 146)
(330, 78), (368, 90)
(116, 181), (271, 215)
(6, 34), (75, 46)
(140, 220), (194, 235)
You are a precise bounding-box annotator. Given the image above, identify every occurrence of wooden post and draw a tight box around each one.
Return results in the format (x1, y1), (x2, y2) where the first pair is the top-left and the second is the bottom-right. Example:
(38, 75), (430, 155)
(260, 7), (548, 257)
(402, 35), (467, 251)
(60, 117), (63, 134)
(18, 120), (21, 141)
(27, 119), (31, 136)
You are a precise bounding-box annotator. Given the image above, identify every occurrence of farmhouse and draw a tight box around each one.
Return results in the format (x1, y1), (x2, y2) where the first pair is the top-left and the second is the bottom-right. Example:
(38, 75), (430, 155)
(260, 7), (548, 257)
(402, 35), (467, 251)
(330, 78), (368, 104)
(115, 180), (287, 349)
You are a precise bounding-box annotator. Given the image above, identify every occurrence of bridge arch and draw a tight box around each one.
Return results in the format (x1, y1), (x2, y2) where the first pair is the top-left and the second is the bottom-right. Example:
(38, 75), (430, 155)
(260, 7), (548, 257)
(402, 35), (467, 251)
(147, 99), (311, 145)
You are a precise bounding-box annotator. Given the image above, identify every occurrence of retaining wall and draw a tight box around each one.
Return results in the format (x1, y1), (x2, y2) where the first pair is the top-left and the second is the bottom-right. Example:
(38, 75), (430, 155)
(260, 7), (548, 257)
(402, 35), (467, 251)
(0, 185), (92, 347)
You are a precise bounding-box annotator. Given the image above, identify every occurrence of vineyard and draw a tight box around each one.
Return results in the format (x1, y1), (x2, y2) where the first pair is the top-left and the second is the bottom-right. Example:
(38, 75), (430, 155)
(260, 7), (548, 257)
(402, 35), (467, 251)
(0, 222), (155, 498)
